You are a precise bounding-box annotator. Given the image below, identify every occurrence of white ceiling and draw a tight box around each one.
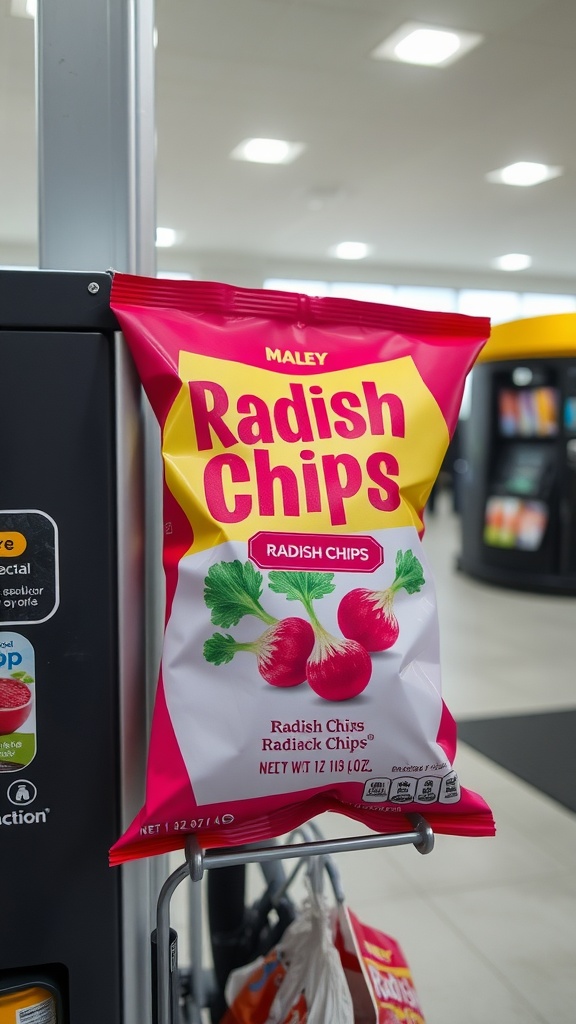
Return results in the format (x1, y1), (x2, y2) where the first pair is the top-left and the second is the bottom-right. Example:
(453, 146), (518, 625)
(2, 0), (576, 291)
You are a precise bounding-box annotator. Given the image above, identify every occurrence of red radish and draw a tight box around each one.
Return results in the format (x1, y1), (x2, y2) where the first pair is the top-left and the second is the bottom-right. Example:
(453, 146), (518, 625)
(204, 617), (314, 687)
(337, 549), (425, 652)
(0, 678), (32, 734)
(307, 630), (372, 701)
(268, 569), (372, 701)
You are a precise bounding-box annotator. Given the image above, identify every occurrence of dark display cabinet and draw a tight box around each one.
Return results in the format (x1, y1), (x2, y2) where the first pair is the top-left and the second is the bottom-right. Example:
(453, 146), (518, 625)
(0, 270), (152, 1023)
(459, 314), (576, 594)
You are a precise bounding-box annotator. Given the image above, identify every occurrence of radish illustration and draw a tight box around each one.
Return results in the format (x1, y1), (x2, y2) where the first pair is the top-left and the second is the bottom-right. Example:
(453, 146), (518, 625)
(203, 560), (314, 686)
(306, 632), (372, 701)
(268, 570), (372, 701)
(337, 549), (425, 652)
(203, 617), (314, 687)
(204, 559), (279, 628)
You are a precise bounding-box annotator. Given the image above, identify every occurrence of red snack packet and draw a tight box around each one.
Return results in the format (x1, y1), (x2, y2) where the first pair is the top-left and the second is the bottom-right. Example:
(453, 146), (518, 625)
(109, 274), (495, 864)
(336, 906), (426, 1023)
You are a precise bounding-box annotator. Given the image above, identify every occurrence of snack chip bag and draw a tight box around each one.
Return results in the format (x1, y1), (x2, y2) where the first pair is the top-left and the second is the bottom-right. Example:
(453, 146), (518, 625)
(109, 275), (495, 863)
(335, 906), (426, 1024)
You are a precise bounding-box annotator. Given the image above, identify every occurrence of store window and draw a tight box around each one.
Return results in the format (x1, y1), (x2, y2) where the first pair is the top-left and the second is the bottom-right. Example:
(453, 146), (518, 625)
(328, 282), (396, 303)
(265, 278), (330, 297)
(264, 279), (576, 323)
(520, 293), (576, 318)
(396, 286), (457, 312)
(457, 290), (521, 323)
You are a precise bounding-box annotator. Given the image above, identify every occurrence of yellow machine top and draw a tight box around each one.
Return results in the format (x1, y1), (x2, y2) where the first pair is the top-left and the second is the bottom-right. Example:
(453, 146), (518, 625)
(478, 312), (576, 363)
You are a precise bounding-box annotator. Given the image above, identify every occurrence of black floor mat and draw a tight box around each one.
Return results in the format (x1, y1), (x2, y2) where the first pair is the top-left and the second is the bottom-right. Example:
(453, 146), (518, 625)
(457, 710), (576, 814)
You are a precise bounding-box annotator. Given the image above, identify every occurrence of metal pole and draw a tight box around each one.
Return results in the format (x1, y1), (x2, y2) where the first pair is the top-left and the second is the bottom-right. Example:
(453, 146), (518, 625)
(36, 0), (156, 274)
(35, 5), (158, 1023)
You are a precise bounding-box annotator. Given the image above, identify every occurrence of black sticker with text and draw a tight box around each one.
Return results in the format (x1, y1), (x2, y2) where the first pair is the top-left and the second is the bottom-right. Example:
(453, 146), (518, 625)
(0, 510), (59, 624)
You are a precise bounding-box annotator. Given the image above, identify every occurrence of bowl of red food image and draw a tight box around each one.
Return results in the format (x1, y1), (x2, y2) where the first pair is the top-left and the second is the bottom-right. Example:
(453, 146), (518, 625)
(0, 678), (33, 734)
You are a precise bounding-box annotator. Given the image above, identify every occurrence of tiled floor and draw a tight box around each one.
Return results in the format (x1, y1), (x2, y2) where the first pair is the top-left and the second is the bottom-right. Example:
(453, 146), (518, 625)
(171, 497), (576, 1023)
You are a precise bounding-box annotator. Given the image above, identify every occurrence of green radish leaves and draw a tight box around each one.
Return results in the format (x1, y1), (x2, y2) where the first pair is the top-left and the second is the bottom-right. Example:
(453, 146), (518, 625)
(204, 560), (276, 627)
(268, 570), (335, 622)
(391, 549), (425, 595)
(268, 570), (335, 604)
(203, 633), (240, 665)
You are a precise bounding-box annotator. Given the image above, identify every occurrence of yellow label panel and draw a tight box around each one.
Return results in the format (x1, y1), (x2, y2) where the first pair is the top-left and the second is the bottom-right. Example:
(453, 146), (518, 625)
(162, 354), (448, 554)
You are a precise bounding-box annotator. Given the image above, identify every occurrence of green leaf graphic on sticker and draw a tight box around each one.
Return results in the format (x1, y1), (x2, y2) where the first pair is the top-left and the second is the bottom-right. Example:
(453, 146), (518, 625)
(11, 671), (34, 684)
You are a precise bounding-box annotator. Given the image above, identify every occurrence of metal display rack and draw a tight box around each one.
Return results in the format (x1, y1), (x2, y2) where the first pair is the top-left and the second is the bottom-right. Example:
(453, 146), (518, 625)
(155, 815), (434, 1024)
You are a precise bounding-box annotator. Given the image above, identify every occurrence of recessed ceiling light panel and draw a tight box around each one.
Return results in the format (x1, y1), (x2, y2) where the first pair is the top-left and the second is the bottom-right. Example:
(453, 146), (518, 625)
(372, 22), (483, 67)
(330, 242), (370, 261)
(155, 227), (178, 248)
(230, 138), (305, 165)
(486, 161), (563, 186)
(493, 253), (532, 272)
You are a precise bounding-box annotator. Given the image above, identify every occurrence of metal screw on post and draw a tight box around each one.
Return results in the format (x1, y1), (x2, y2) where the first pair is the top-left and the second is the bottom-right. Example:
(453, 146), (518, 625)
(87, 281), (100, 294)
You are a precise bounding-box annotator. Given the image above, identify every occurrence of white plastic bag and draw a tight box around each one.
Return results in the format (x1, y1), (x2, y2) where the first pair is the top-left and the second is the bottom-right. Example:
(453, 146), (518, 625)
(223, 878), (353, 1024)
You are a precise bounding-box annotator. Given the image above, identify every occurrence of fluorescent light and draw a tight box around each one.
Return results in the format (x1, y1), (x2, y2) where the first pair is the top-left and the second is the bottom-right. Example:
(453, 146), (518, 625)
(487, 161), (563, 186)
(372, 22), (483, 67)
(155, 227), (178, 248)
(493, 253), (532, 272)
(330, 242), (370, 261)
(395, 29), (459, 64)
(230, 138), (305, 165)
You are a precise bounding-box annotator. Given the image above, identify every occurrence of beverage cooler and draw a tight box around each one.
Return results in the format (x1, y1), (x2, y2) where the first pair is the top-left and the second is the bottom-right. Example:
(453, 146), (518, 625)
(0, 270), (155, 1023)
(459, 313), (576, 594)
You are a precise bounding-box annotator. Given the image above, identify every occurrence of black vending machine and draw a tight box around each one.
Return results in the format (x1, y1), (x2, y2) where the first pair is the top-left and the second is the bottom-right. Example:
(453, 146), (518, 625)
(459, 314), (576, 594)
(0, 270), (155, 1022)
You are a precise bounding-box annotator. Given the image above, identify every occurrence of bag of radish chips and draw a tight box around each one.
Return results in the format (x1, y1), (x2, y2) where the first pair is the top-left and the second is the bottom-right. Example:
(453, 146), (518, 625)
(109, 274), (495, 864)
